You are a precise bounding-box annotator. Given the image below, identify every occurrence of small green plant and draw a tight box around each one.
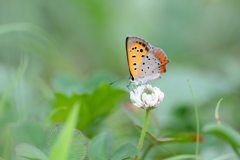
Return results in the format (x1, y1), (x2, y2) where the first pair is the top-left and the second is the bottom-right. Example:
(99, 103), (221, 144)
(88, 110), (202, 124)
(16, 103), (87, 160)
(203, 98), (240, 158)
(14, 82), (206, 160)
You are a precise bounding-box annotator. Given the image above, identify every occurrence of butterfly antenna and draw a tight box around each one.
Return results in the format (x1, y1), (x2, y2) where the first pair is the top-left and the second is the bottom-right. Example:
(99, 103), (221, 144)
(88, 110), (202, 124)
(109, 76), (129, 85)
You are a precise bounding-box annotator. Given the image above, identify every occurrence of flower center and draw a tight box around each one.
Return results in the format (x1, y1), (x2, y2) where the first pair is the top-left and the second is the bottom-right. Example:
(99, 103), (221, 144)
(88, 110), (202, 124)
(143, 88), (153, 95)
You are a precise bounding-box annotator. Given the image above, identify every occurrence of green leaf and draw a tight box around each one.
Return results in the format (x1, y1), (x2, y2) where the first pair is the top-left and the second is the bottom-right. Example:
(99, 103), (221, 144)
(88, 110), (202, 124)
(52, 83), (127, 137)
(111, 143), (138, 160)
(47, 123), (87, 160)
(88, 132), (112, 160)
(42, 107), (67, 127)
(12, 122), (47, 150)
(51, 73), (84, 96)
(48, 102), (82, 160)
(202, 122), (240, 148)
(15, 144), (47, 160)
(135, 124), (204, 144)
(162, 154), (206, 160)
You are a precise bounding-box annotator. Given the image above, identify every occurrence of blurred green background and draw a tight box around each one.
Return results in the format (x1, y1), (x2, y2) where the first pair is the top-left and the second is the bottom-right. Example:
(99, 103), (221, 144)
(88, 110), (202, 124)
(1, 0), (240, 159)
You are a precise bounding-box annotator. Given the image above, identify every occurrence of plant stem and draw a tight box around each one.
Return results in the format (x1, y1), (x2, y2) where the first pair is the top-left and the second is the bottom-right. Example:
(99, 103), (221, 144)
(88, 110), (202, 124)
(188, 80), (199, 160)
(215, 98), (223, 124)
(232, 145), (240, 158)
(135, 109), (150, 160)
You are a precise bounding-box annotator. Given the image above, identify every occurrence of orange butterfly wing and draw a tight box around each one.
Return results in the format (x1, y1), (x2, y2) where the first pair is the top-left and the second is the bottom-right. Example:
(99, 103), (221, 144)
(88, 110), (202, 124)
(126, 36), (150, 78)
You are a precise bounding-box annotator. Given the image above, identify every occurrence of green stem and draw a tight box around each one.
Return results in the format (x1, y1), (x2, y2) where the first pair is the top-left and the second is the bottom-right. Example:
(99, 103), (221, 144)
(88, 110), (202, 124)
(232, 145), (240, 158)
(215, 98), (223, 124)
(188, 80), (199, 160)
(135, 109), (150, 160)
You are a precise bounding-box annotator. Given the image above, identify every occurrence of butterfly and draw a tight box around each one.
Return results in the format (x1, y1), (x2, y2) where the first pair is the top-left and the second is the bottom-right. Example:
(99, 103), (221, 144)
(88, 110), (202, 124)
(126, 36), (169, 84)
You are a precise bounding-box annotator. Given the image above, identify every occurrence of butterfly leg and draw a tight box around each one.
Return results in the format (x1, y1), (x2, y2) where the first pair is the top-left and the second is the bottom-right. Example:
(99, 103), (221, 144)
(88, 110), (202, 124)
(127, 82), (136, 91)
(145, 82), (153, 94)
(127, 81), (132, 91)
(134, 83), (137, 90)
(132, 83), (137, 92)
(144, 84), (150, 94)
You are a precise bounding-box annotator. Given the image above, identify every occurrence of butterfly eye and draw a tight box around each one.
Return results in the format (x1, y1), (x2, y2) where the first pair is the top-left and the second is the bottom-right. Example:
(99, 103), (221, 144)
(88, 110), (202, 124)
(129, 75), (135, 81)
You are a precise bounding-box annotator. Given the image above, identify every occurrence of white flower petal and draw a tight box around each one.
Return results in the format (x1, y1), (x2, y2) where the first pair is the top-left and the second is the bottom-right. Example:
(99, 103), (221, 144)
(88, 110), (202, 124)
(129, 84), (164, 109)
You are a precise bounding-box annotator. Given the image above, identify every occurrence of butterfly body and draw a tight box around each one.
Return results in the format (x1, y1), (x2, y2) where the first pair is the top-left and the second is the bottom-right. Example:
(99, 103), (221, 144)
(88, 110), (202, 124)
(126, 36), (169, 84)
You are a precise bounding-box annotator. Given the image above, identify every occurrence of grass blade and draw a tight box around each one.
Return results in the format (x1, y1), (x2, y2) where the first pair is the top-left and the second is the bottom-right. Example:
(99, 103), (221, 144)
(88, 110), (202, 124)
(0, 55), (28, 113)
(48, 102), (80, 160)
(1, 55), (28, 159)
(188, 80), (199, 160)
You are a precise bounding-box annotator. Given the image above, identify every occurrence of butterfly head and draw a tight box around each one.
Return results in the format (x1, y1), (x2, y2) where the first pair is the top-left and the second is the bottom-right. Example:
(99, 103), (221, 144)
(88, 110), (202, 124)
(129, 75), (135, 82)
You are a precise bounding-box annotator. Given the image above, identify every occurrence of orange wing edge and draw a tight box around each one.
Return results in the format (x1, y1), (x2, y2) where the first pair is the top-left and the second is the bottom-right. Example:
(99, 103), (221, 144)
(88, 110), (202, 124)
(156, 52), (169, 73)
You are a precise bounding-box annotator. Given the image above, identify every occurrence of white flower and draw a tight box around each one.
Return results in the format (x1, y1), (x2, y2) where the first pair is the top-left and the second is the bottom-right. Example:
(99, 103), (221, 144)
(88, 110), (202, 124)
(130, 84), (164, 109)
